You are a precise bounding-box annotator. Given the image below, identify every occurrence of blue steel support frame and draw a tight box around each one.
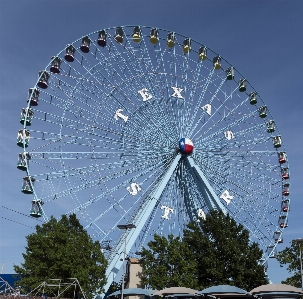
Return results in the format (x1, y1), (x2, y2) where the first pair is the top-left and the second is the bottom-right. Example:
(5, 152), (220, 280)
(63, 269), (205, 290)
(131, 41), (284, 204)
(102, 153), (182, 294)
(186, 156), (227, 214)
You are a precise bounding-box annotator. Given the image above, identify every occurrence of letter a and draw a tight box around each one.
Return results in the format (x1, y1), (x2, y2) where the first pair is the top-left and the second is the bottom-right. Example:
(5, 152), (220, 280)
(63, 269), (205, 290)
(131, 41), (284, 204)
(197, 208), (206, 222)
(201, 104), (212, 115)
(138, 88), (152, 102)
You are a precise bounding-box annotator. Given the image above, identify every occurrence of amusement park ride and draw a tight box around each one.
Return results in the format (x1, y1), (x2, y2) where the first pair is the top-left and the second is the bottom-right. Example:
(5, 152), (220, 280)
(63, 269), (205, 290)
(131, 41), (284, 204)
(16, 26), (290, 291)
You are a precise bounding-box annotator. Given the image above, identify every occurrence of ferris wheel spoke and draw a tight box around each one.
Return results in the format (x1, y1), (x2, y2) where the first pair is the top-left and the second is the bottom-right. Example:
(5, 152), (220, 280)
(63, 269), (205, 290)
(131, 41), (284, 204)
(207, 165), (280, 208)
(228, 198), (278, 242)
(140, 39), (185, 135)
(99, 33), (147, 76)
(194, 84), (244, 133)
(165, 49), (186, 137)
(90, 152), (180, 234)
(191, 86), (247, 141)
(34, 149), (170, 187)
(29, 125), (175, 155)
(52, 61), (149, 127)
(74, 38), (179, 134)
(93, 149), (171, 194)
(38, 90), (105, 124)
(150, 55), (182, 136)
(186, 68), (216, 130)
(105, 37), (189, 142)
(205, 185), (277, 247)
(37, 156), (167, 231)
(195, 132), (271, 156)
(33, 103), (177, 153)
(68, 48), (135, 96)
(48, 76), (109, 114)
(181, 63), (209, 136)
(193, 152), (281, 194)
(187, 72), (227, 138)
(193, 156), (281, 239)
(169, 51), (190, 136)
(195, 110), (261, 147)
(193, 161), (274, 206)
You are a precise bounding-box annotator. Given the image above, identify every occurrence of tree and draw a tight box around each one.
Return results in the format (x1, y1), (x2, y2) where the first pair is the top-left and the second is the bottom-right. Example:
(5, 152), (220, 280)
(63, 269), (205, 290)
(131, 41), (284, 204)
(140, 210), (268, 290)
(183, 210), (268, 290)
(276, 240), (302, 288)
(14, 214), (107, 298)
(140, 234), (198, 289)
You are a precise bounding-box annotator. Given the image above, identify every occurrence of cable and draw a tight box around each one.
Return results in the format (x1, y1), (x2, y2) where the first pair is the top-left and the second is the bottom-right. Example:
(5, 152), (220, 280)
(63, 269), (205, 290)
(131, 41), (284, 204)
(1, 217), (34, 229)
(1, 205), (43, 222)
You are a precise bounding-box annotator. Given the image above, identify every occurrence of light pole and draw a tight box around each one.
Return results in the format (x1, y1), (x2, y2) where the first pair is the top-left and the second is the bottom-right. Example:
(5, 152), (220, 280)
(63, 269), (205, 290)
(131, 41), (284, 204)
(295, 238), (303, 290)
(117, 224), (136, 299)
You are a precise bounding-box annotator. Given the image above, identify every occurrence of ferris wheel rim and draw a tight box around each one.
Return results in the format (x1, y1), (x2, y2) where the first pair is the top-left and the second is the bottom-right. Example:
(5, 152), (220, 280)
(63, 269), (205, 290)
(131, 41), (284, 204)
(18, 25), (290, 275)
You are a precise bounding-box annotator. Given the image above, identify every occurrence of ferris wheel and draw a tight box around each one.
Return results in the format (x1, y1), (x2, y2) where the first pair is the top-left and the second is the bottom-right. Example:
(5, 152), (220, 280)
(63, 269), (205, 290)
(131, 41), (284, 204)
(16, 25), (290, 289)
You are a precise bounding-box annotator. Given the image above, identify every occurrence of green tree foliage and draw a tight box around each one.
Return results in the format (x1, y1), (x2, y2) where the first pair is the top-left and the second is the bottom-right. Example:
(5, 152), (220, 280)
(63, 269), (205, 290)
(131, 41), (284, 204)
(276, 240), (302, 288)
(140, 210), (268, 290)
(107, 281), (121, 294)
(14, 214), (107, 298)
(140, 234), (198, 289)
(184, 210), (268, 290)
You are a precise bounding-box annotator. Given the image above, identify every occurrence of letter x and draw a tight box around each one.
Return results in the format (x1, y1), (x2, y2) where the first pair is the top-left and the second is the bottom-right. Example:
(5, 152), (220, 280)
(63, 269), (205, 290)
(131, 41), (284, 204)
(171, 86), (184, 99)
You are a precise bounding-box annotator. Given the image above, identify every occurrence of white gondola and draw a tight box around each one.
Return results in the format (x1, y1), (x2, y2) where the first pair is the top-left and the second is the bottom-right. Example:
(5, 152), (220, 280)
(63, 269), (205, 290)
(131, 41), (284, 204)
(30, 199), (43, 218)
(17, 152), (31, 171)
(80, 36), (91, 53)
(50, 56), (62, 74)
(64, 44), (76, 62)
(273, 136), (282, 148)
(27, 88), (40, 106)
(115, 27), (124, 43)
(132, 26), (141, 43)
(22, 176), (35, 194)
(97, 30), (107, 47)
(167, 32), (175, 48)
(213, 56), (221, 70)
(183, 38), (191, 54)
(17, 129), (30, 148)
(226, 67), (234, 80)
(20, 108), (34, 126)
(37, 70), (50, 89)
(150, 28), (159, 44)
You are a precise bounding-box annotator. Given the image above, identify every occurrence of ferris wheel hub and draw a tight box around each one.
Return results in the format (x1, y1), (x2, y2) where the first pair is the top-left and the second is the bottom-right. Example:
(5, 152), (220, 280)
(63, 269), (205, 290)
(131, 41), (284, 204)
(179, 137), (194, 154)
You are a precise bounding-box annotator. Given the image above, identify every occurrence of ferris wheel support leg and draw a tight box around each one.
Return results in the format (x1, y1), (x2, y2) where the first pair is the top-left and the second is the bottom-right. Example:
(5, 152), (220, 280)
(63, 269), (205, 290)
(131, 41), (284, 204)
(100, 154), (182, 297)
(176, 169), (198, 222)
(186, 156), (227, 214)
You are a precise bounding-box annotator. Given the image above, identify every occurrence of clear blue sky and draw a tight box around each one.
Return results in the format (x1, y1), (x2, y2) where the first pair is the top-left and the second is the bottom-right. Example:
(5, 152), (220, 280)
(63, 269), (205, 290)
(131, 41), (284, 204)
(0, 0), (302, 286)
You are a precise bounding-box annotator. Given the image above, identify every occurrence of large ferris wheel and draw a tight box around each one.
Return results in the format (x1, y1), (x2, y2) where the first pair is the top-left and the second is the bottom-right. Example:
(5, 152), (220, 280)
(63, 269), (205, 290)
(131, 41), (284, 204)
(16, 25), (290, 289)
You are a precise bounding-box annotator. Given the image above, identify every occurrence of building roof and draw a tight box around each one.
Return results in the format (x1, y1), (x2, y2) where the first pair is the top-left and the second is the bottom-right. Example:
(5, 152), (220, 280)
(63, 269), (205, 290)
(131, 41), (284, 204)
(108, 288), (156, 297)
(127, 258), (141, 264)
(250, 284), (303, 295)
(154, 287), (198, 296)
(251, 292), (303, 298)
(198, 285), (248, 296)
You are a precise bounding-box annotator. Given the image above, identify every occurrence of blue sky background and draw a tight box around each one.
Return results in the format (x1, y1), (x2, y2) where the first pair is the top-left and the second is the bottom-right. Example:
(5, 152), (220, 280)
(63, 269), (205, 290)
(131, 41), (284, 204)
(0, 0), (302, 286)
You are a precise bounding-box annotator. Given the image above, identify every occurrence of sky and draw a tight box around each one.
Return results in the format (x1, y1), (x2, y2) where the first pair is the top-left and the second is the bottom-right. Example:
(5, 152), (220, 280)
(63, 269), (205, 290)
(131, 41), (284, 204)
(0, 0), (303, 287)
